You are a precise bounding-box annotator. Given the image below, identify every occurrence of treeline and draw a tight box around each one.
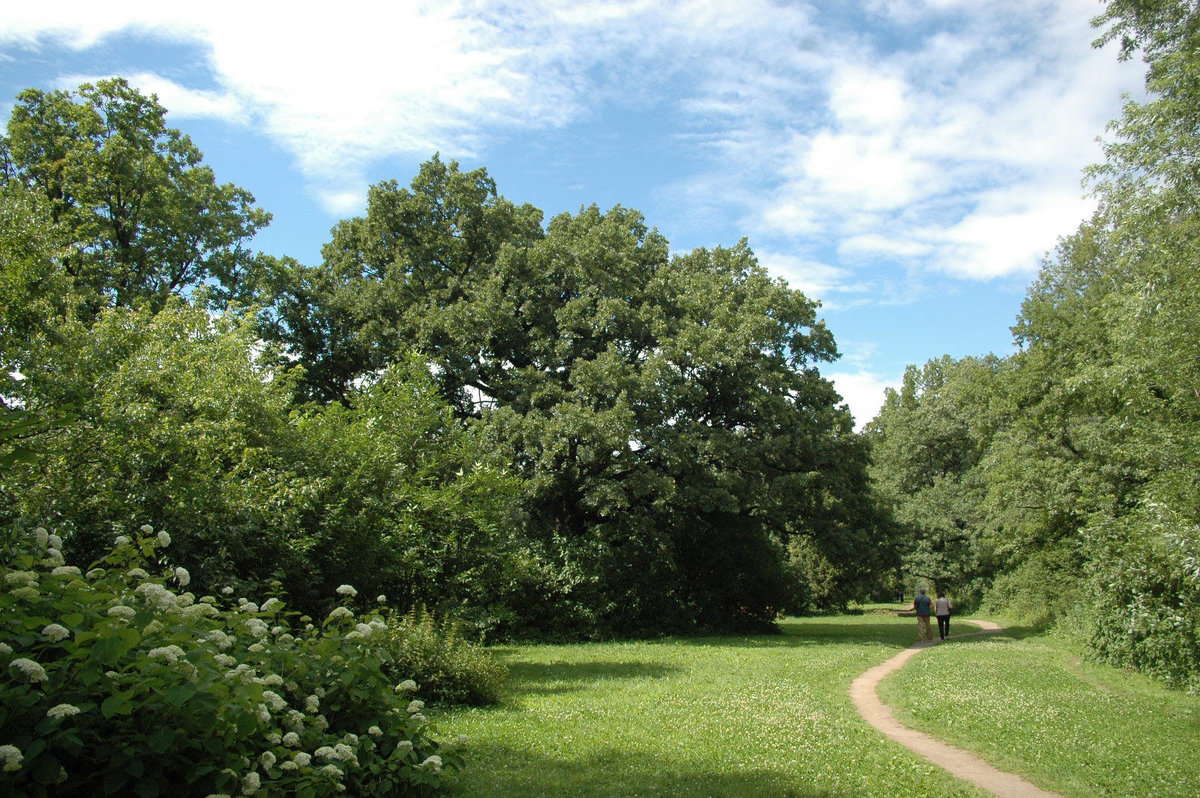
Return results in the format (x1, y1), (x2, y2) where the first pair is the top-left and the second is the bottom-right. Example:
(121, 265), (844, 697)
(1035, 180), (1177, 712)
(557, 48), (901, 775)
(0, 81), (890, 641)
(868, 0), (1200, 691)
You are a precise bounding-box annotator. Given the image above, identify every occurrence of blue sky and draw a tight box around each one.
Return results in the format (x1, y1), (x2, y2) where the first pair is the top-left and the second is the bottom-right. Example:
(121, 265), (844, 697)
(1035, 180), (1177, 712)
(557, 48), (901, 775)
(0, 0), (1143, 428)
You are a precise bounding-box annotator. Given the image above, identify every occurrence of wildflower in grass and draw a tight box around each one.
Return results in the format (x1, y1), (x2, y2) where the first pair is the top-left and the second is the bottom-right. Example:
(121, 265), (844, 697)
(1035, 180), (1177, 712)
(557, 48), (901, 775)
(50, 566), (81, 577)
(260, 751), (276, 769)
(10, 658), (48, 683)
(174, 566), (189, 586)
(396, 679), (418, 692)
(46, 703), (82, 719)
(241, 771), (260, 795)
(157, 530), (172, 548)
(335, 584), (357, 598)
(41, 623), (70, 642)
(294, 752), (312, 767)
(283, 732), (300, 748)
(0, 745), (23, 772)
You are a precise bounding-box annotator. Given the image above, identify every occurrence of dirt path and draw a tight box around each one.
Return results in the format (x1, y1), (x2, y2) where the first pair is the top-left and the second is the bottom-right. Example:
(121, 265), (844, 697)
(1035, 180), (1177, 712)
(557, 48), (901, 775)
(849, 620), (1064, 798)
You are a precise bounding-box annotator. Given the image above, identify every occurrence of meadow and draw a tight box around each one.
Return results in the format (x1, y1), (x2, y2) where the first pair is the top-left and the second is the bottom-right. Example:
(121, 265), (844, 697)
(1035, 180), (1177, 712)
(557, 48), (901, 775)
(432, 611), (1200, 798)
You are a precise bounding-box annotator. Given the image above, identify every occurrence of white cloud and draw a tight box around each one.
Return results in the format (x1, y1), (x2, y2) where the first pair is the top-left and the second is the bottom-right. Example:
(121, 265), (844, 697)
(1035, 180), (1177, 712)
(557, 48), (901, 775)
(827, 369), (900, 431)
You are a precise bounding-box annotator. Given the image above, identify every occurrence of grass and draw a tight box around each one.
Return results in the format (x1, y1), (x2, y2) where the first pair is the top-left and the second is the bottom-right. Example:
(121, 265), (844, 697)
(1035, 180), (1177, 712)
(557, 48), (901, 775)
(432, 610), (1200, 797)
(878, 623), (1200, 798)
(433, 610), (987, 798)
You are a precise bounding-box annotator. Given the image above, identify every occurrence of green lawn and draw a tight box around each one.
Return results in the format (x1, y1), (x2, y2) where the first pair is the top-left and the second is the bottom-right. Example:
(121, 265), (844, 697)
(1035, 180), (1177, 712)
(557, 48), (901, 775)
(879, 625), (1200, 798)
(433, 611), (987, 797)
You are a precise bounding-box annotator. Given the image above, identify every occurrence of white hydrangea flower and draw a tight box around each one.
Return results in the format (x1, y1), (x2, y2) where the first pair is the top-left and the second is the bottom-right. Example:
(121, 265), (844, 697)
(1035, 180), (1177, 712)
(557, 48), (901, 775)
(280, 759), (298, 771)
(313, 746), (335, 761)
(10, 658), (48, 682)
(10, 586), (39, 600)
(260, 598), (284, 613)
(376, 594), (386, 603)
(244, 618), (270, 639)
(127, 568), (149, 580)
(86, 568), (105, 579)
(293, 751), (312, 767)
(41, 623), (70, 642)
(395, 740), (413, 755)
(50, 565), (81, 577)
(335, 584), (357, 598)
(157, 531), (172, 548)
(0, 642), (11, 655)
(259, 751), (276, 769)
(148, 646), (185, 665)
(135, 582), (178, 612)
(222, 586), (235, 595)
(395, 679), (418, 692)
(34, 528), (49, 547)
(42, 550), (64, 567)
(174, 567), (189, 587)
(326, 607), (353, 623)
(282, 732), (300, 748)
(407, 700), (425, 714)
(140, 524), (155, 534)
(318, 764), (341, 778)
(420, 755), (443, 773)
(113, 535), (130, 546)
(305, 695), (320, 714)
(256, 704), (271, 723)
(0, 744), (23, 772)
(241, 771), (260, 795)
(46, 703), (82, 719)
(4, 571), (37, 587)
(368, 725), (383, 737)
(262, 691), (287, 712)
(47, 533), (63, 549)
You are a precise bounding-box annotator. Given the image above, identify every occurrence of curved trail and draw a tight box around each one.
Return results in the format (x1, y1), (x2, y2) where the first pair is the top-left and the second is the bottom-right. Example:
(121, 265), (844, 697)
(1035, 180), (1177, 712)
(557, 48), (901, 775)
(849, 620), (1063, 798)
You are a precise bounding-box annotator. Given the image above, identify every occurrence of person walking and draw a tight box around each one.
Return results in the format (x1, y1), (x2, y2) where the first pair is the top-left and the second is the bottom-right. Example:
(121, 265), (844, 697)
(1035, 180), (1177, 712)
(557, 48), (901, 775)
(935, 591), (952, 640)
(913, 588), (932, 642)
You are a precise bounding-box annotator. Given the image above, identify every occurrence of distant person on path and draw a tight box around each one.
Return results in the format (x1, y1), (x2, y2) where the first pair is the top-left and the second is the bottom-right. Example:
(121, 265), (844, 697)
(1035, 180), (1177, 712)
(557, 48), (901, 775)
(935, 591), (952, 640)
(913, 588), (932, 641)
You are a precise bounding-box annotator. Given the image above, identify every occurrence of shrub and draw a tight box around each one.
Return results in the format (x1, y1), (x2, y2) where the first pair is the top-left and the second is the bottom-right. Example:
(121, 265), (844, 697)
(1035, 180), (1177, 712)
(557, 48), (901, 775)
(378, 608), (507, 706)
(0, 523), (464, 797)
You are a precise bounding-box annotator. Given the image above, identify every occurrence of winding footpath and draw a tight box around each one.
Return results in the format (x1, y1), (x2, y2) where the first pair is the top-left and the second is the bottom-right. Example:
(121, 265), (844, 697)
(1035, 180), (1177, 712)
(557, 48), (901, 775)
(849, 620), (1064, 798)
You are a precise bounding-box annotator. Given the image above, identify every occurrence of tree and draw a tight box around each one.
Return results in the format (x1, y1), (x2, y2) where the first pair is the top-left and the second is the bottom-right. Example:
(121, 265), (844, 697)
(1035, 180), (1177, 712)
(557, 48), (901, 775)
(272, 158), (889, 634)
(0, 78), (270, 315)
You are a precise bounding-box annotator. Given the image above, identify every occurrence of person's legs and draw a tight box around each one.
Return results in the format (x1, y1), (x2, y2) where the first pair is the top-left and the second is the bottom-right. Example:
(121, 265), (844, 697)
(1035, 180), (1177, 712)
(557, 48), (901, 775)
(937, 615), (949, 639)
(917, 615), (930, 641)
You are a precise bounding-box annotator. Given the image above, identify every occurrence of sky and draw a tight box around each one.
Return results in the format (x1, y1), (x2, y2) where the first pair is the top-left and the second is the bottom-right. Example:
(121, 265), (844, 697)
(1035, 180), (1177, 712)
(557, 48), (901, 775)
(0, 0), (1145, 428)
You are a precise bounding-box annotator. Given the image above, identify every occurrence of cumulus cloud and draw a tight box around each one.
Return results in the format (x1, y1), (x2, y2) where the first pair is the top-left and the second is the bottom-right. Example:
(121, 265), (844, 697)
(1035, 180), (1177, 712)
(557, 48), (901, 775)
(828, 369), (900, 431)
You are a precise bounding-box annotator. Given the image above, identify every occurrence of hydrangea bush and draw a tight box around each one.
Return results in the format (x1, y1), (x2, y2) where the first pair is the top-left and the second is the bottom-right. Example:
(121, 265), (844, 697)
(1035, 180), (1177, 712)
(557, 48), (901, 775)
(0, 523), (464, 797)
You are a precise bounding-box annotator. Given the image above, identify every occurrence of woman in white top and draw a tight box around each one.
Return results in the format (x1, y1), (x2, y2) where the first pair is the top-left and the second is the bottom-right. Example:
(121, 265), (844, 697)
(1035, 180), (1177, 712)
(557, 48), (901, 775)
(935, 592), (952, 640)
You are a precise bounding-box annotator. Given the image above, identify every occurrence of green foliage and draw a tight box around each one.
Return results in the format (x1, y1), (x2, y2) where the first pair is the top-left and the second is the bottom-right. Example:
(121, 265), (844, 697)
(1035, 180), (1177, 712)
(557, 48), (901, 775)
(0, 78), (270, 314)
(378, 608), (508, 706)
(0, 523), (461, 797)
(267, 158), (888, 636)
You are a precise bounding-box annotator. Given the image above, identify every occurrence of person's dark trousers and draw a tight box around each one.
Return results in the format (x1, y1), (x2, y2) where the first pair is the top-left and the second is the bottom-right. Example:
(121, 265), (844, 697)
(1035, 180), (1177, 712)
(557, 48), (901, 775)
(937, 615), (950, 639)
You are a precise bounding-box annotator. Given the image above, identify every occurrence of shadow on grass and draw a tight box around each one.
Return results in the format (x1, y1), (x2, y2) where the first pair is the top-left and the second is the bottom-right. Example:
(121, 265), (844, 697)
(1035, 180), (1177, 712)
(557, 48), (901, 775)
(444, 743), (844, 798)
(504, 660), (680, 697)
